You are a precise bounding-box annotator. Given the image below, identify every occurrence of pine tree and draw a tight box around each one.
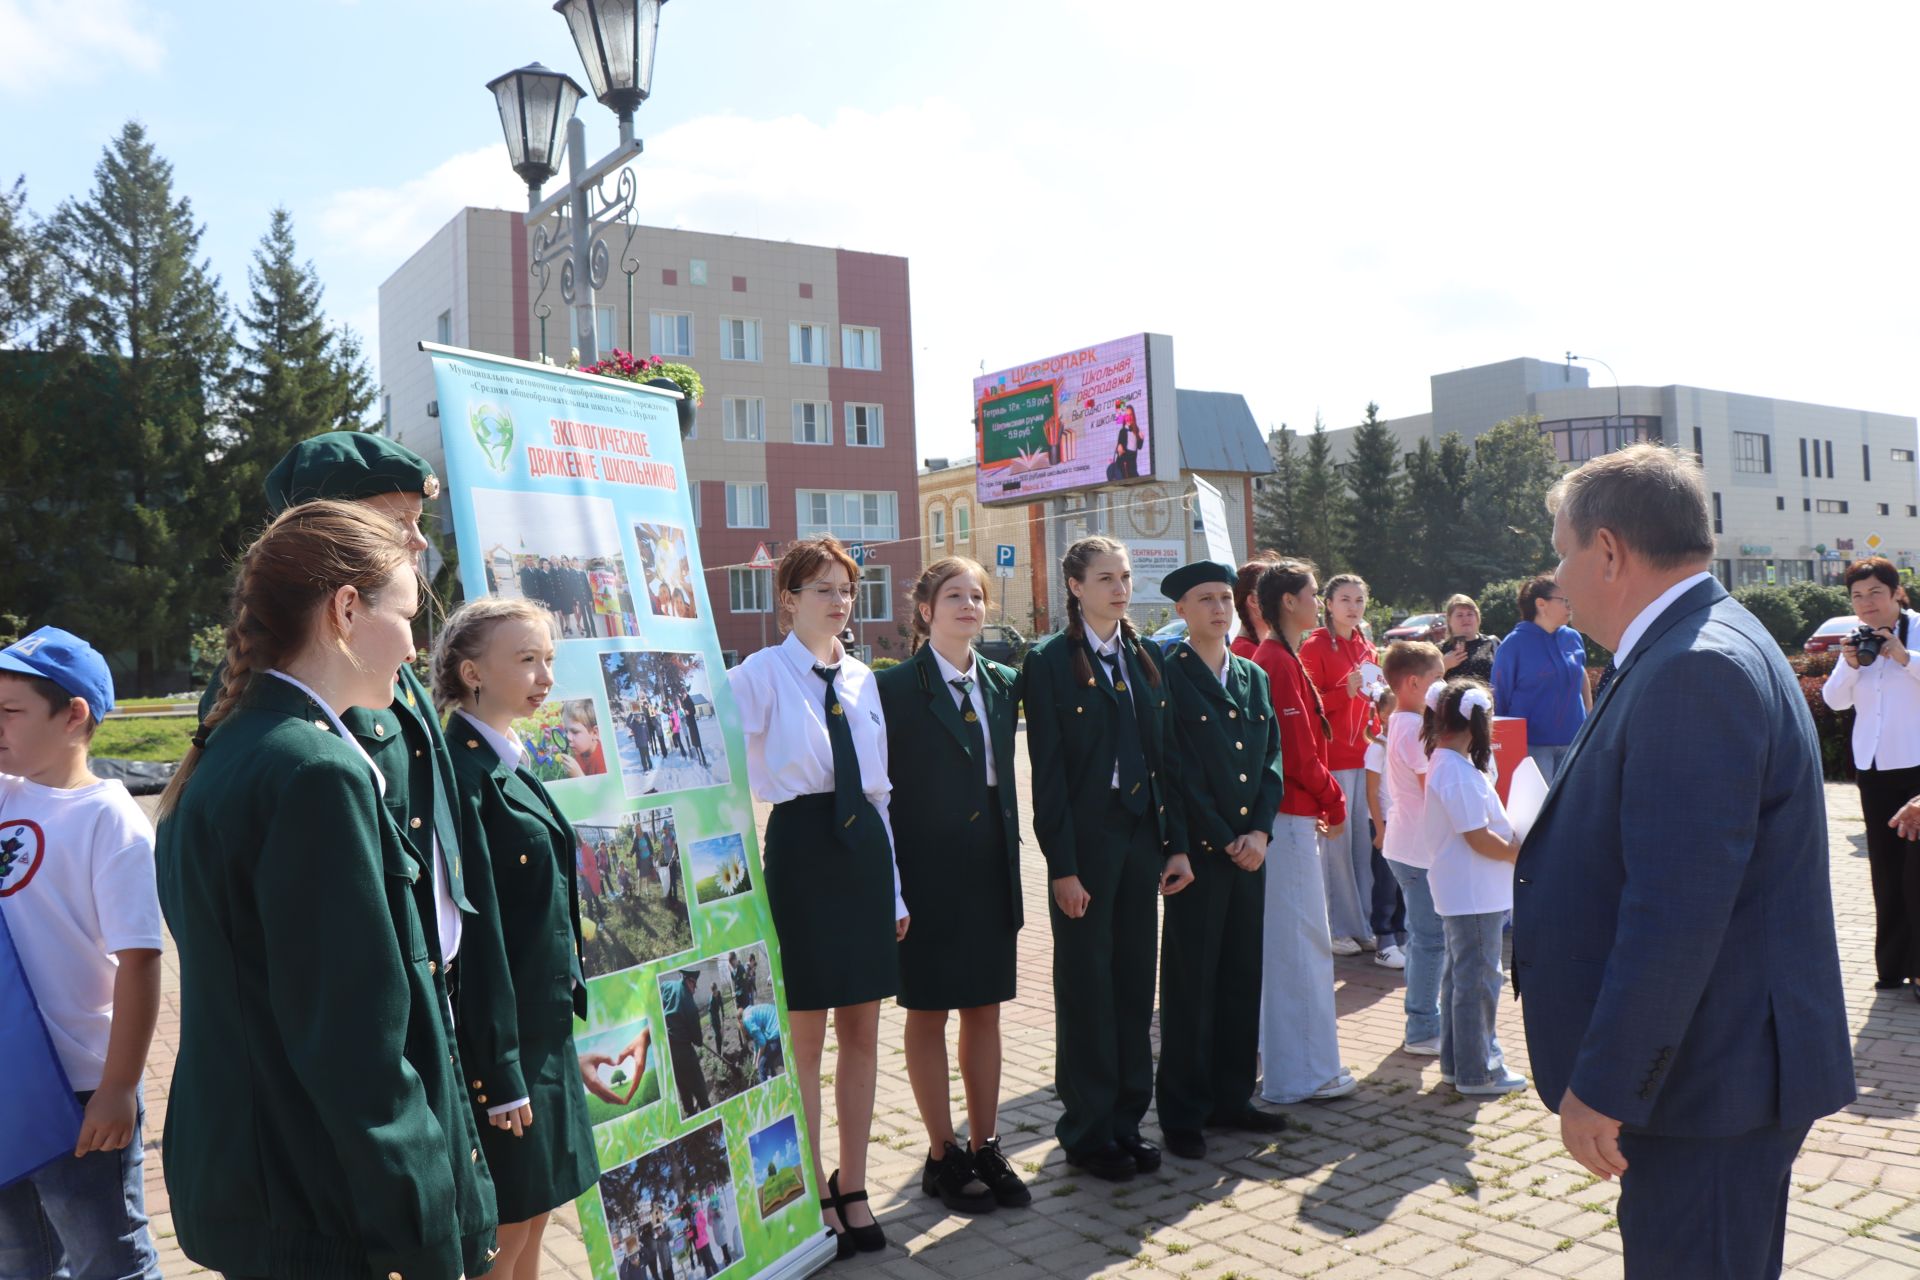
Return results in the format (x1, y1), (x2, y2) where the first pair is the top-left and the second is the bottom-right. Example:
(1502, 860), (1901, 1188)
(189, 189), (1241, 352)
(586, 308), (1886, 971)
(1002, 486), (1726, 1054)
(1342, 401), (1408, 599)
(37, 121), (239, 693)
(223, 206), (375, 556)
(1295, 415), (1349, 574)
(1403, 433), (1474, 604)
(0, 177), (46, 346)
(1459, 414), (1563, 590)
(1253, 423), (1302, 553)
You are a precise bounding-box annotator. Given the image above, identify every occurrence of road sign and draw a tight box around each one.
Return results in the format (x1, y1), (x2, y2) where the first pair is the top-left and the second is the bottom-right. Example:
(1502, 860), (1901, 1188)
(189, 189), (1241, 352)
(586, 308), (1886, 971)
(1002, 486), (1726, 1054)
(996, 544), (1016, 569)
(847, 542), (871, 565)
(1867, 532), (1884, 551)
(747, 542), (775, 569)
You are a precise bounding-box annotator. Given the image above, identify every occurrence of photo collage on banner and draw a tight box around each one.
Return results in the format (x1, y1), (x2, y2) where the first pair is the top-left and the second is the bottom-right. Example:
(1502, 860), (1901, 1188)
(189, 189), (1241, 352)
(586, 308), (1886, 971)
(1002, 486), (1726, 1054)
(430, 346), (832, 1280)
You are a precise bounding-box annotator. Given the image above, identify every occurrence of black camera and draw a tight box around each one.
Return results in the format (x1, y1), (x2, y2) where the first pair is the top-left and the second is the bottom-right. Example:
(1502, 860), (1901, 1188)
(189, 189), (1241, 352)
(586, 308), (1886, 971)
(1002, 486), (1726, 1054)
(1852, 625), (1886, 666)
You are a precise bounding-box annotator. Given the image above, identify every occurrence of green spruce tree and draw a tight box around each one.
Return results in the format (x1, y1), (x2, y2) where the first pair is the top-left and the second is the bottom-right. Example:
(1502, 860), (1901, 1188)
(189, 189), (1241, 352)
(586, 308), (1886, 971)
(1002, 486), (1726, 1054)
(1459, 414), (1563, 589)
(1295, 415), (1349, 574)
(39, 121), (239, 693)
(1342, 401), (1408, 599)
(1253, 423), (1302, 554)
(1403, 433), (1474, 604)
(223, 206), (375, 555)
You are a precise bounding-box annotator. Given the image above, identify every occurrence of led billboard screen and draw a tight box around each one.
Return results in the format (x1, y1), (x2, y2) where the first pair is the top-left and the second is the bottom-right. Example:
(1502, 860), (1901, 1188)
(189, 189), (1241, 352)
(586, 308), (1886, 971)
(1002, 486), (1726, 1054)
(975, 332), (1156, 505)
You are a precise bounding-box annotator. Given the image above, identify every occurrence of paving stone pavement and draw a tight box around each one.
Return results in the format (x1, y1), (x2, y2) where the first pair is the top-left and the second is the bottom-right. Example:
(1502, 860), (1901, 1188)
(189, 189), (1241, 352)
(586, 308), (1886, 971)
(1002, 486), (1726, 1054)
(137, 761), (1920, 1279)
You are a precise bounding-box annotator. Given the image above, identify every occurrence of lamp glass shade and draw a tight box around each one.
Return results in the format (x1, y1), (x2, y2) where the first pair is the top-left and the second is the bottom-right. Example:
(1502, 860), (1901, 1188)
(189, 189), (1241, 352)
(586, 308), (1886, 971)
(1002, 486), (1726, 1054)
(486, 62), (585, 186)
(554, 0), (663, 115)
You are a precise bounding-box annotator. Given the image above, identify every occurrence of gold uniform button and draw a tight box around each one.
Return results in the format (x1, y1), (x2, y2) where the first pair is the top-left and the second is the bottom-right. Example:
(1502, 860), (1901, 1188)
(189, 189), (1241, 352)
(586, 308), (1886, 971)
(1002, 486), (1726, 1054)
(519, 854), (529, 864)
(1239, 773), (1248, 782)
(1235, 741), (1243, 750)
(390, 1272), (403, 1280)
(1228, 709), (1238, 719)
(1200, 714), (1208, 722)
(1239, 806), (1249, 815)
(467, 739), (480, 749)
(415, 749), (423, 758)
(472, 1147), (480, 1163)
(374, 724), (385, 737)
(410, 817), (423, 829)
(429, 960), (438, 973)
(472, 1079), (483, 1089)
(477, 1094), (487, 1103)
(313, 720), (329, 730)
(1075, 706), (1083, 714)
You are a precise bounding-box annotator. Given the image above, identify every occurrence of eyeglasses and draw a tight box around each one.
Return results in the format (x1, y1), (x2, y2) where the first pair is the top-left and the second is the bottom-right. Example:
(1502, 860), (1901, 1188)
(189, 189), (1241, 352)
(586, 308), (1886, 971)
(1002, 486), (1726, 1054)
(800, 585), (858, 602)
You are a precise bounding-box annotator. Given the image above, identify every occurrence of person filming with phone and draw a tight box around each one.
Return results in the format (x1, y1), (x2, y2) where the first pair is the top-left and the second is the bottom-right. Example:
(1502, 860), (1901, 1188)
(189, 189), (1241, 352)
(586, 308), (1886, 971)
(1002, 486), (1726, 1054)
(1822, 555), (1920, 997)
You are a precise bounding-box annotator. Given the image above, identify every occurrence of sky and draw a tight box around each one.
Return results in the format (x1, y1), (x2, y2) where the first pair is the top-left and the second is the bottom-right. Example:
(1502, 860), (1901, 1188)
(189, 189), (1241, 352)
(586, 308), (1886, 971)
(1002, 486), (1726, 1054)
(6, 0), (1919, 463)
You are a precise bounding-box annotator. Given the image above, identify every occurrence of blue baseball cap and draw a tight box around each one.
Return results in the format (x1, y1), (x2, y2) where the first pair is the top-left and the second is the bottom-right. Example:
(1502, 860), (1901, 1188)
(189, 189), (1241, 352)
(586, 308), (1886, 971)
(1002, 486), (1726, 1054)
(0, 627), (115, 722)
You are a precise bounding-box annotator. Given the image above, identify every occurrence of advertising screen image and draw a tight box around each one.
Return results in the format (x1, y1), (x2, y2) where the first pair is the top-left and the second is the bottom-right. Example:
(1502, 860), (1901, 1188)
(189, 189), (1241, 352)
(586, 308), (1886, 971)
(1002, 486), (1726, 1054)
(974, 332), (1154, 505)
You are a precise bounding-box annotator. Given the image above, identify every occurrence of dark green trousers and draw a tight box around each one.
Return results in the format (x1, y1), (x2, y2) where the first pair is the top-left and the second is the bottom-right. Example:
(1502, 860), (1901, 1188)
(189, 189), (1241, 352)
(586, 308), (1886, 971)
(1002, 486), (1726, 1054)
(1155, 853), (1266, 1131)
(1051, 798), (1161, 1154)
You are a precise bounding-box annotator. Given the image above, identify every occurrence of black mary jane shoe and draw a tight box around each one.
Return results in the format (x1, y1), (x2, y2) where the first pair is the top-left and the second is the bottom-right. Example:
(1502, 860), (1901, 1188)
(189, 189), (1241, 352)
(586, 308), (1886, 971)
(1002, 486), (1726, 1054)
(921, 1141), (997, 1214)
(1115, 1134), (1162, 1173)
(820, 1192), (855, 1261)
(1162, 1127), (1207, 1160)
(970, 1136), (1033, 1208)
(1063, 1143), (1137, 1182)
(829, 1170), (887, 1253)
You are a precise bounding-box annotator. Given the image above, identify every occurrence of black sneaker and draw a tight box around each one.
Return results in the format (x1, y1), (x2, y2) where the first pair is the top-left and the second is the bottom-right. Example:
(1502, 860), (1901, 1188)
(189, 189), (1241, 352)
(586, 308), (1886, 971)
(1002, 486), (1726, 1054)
(920, 1141), (996, 1214)
(1063, 1143), (1136, 1182)
(969, 1137), (1032, 1208)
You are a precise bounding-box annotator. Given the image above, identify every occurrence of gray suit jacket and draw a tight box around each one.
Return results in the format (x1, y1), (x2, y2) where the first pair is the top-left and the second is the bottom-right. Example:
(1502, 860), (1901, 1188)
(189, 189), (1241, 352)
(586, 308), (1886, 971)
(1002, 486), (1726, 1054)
(1513, 577), (1856, 1136)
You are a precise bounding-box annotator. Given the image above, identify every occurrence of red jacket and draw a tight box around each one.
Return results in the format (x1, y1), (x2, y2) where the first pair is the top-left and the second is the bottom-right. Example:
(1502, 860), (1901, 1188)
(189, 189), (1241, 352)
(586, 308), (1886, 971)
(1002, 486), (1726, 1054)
(1252, 637), (1347, 826)
(1230, 634), (1261, 662)
(1298, 626), (1377, 770)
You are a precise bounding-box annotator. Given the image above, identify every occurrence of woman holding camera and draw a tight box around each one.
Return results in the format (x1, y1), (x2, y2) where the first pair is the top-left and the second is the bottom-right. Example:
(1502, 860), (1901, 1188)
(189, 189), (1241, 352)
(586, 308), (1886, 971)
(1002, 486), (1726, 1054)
(1821, 556), (1920, 996)
(1429, 595), (1500, 685)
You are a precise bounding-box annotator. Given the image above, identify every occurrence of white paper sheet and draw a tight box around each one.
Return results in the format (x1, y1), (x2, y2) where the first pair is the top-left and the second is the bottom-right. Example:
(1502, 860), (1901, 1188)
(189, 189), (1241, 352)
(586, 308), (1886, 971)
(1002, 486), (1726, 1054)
(1505, 756), (1550, 844)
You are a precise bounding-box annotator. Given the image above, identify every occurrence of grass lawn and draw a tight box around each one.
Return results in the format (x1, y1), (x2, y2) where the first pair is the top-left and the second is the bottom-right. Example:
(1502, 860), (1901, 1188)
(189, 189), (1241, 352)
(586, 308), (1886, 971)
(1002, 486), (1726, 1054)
(93, 715), (195, 763)
(118, 695), (199, 709)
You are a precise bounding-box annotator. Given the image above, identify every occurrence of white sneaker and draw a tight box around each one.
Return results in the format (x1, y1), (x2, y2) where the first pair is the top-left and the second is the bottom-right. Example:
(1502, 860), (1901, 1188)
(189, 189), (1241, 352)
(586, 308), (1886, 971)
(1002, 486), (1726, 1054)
(1456, 1072), (1529, 1097)
(1329, 936), (1363, 956)
(1373, 944), (1407, 969)
(1403, 1037), (1442, 1056)
(1310, 1072), (1359, 1100)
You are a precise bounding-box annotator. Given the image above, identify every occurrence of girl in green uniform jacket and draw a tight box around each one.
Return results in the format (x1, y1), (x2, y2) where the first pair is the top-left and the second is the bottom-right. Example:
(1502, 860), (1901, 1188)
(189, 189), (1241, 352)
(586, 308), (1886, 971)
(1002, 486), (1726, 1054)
(156, 501), (497, 1280)
(435, 599), (600, 1278)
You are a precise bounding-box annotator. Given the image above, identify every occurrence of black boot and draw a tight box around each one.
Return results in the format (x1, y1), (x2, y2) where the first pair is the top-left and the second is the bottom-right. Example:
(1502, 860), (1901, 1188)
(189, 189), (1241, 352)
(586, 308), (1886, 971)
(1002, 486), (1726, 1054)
(968, 1137), (1032, 1208)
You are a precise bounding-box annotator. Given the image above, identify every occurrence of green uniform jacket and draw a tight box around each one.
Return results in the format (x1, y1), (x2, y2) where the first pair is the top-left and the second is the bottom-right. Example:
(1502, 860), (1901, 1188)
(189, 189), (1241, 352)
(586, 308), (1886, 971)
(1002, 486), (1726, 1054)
(156, 675), (495, 1280)
(1158, 641), (1285, 856)
(447, 723), (599, 1221)
(1020, 628), (1174, 877)
(874, 644), (1024, 927)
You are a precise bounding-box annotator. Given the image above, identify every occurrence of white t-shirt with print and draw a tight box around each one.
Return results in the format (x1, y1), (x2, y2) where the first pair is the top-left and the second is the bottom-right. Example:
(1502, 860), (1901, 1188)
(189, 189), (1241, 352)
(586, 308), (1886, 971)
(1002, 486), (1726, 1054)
(0, 773), (163, 1091)
(1363, 739), (1391, 826)
(1421, 749), (1515, 917)
(1380, 711), (1431, 867)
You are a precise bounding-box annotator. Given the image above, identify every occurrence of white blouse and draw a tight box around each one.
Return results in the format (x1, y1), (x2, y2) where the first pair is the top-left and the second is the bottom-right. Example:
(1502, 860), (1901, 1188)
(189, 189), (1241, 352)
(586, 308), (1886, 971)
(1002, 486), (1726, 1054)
(728, 632), (905, 919)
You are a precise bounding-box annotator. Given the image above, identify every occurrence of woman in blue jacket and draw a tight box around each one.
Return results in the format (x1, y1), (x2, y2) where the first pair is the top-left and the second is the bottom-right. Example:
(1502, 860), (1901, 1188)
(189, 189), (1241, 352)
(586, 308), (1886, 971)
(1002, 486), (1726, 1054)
(1490, 575), (1592, 780)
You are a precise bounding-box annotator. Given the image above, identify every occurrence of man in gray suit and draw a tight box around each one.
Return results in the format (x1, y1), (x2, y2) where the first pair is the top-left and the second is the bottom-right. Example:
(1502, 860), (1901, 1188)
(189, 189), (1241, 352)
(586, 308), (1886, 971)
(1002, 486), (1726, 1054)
(1514, 444), (1856, 1278)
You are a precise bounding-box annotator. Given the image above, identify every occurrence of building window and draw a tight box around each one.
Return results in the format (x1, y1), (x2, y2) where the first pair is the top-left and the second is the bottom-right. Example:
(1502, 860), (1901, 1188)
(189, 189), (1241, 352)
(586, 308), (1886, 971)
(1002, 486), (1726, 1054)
(1816, 499), (1849, 514)
(650, 311), (693, 357)
(436, 310), (452, 344)
(792, 401), (832, 445)
(1776, 496), (1785, 510)
(723, 397), (764, 442)
(720, 317), (761, 361)
(1536, 416), (1661, 464)
(928, 505), (946, 549)
(1894, 448), (1916, 462)
(1864, 444), (1873, 482)
(1909, 505), (1917, 517)
(1692, 426), (1704, 464)
(1804, 498), (1812, 511)
(789, 323), (830, 367)
(728, 568), (772, 613)
(1711, 492), (1723, 534)
(726, 482), (768, 528)
(797, 490), (898, 541)
(855, 565), (892, 622)
(842, 325), (881, 370)
(1878, 503), (1892, 516)
(1826, 440), (1835, 477)
(1800, 438), (1809, 477)
(954, 501), (971, 543)
(1732, 431), (1771, 474)
(846, 403), (883, 447)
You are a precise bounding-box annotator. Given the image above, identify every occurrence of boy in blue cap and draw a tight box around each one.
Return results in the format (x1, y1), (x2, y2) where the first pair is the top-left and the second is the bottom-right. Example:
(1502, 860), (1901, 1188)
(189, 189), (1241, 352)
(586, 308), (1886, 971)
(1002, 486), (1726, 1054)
(0, 627), (164, 1279)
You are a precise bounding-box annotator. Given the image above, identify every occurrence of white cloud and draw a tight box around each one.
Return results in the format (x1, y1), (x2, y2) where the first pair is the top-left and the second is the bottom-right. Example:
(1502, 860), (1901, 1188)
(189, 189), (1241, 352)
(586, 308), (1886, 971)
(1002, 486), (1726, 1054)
(0, 0), (164, 95)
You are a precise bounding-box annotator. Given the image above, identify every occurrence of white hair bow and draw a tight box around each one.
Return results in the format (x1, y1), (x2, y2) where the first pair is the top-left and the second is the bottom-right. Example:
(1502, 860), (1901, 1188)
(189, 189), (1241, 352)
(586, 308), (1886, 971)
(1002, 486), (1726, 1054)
(1460, 687), (1493, 718)
(1423, 679), (1445, 711)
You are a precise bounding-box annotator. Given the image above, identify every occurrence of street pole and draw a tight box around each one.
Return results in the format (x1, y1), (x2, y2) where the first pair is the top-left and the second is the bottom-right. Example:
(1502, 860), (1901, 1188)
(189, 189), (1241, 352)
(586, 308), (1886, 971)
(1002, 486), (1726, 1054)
(567, 116), (597, 362)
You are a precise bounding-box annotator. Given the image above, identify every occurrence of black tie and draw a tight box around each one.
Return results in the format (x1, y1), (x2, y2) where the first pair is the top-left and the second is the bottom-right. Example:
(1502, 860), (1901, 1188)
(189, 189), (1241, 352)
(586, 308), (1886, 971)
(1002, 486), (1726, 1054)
(813, 664), (866, 845)
(951, 676), (990, 797)
(1594, 658), (1619, 700)
(1101, 650), (1149, 815)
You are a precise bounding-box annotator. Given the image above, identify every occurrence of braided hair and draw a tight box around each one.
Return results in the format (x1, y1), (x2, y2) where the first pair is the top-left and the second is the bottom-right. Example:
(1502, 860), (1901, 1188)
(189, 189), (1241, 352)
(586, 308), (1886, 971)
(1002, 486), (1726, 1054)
(1234, 552), (1280, 641)
(1061, 535), (1160, 689)
(157, 500), (420, 820)
(1254, 558), (1330, 739)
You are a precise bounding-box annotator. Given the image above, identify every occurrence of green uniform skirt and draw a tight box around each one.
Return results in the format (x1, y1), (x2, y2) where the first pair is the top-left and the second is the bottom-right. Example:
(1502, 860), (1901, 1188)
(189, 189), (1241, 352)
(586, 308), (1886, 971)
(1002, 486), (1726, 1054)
(897, 786), (1017, 1011)
(475, 1025), (600, 1223)
(762, 792), (898, 1011)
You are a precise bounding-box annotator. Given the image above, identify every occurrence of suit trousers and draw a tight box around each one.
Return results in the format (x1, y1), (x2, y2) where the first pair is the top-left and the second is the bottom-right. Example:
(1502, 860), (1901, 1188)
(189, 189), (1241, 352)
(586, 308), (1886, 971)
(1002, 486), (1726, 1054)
(1156, 851), (1266, 1131)
(1615, 1123), (1810, 1279)
(1050, 796), (1161, 1154)
(1855, 764), (1920, 984)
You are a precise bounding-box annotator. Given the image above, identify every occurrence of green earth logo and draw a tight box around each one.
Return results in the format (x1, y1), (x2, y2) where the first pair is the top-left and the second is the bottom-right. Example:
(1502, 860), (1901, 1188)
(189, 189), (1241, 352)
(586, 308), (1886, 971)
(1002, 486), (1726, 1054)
(469, 401), (514, 472)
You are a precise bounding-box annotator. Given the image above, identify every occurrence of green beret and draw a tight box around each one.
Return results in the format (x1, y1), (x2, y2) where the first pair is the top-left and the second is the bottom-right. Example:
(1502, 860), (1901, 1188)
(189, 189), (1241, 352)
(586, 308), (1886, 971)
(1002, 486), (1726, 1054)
(1161, 560), (1236, 603)
(264, 432), (440, 515)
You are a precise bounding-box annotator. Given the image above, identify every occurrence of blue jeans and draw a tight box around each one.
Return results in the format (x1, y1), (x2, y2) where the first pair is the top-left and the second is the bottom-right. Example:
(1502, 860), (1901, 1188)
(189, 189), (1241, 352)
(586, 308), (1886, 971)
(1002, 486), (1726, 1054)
(1367, 830), (1406, 946)
(1440, 911), (1511, 1088)
(0, 1090), (160, 1280)
(1386, 860), (1443, 1044)
(1528, 743), (1569, 782)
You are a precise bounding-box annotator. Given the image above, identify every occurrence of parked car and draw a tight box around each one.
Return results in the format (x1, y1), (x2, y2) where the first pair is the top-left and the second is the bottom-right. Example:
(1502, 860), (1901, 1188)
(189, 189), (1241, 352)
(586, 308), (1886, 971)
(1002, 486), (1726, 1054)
(1383, 612), (1444, 643)
(976, 623), (1028, 666)
(1150, 618), (1188, 652)
(1803, 615), (1858, 655)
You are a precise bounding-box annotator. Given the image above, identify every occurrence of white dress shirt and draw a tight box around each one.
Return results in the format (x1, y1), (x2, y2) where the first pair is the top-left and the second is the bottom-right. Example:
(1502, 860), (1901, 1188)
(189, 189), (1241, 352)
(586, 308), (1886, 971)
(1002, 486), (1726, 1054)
(1821, 608), (1920, 770)
(728, 632), (905, 919)
(1086, 621), (1134, 789)
(1611, 571), (1716, 665)
(269, 670), (462, 963)
(929, 646), (998, 787)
